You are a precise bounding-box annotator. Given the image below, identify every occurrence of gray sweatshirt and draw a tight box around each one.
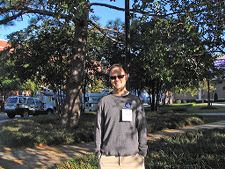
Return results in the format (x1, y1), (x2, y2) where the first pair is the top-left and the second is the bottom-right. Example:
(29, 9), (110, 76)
(95, 93), (148, 157)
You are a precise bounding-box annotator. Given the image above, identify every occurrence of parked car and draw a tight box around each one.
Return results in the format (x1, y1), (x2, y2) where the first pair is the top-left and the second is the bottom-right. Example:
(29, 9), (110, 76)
(3, 96), (27, 118)
(132, 90), (151, 105)
(82, 89), (109, 112)
(3, 96), (55, 118)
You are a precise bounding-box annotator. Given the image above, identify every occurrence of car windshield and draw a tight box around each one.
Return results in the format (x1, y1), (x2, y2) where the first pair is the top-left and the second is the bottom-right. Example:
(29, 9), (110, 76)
(6, 97), (18, 103)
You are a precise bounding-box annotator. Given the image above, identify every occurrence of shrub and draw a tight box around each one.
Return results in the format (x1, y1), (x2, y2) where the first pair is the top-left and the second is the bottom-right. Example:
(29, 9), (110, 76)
(0, 114), (95, 147)
(146, 129), (225, 169)
(59, 129), (225, 169)
(176, 100), (181, 104)
(0, 111), (207, 148)
(200, 106), (217, 110)
(57, 153), (98, 169)
(147, 113), (204, 133)
(181, 100), (187, 103)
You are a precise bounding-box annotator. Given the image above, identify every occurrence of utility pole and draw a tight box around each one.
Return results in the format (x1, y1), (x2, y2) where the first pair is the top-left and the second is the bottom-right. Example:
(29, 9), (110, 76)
(125, 0), (130, 69)
(125, 0), (131, 88)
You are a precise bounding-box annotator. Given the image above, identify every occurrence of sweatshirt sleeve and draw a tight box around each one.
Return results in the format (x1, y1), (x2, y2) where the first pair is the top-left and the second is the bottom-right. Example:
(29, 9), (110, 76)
(136, 102), (148, 156)
(95, 99), (103, 154)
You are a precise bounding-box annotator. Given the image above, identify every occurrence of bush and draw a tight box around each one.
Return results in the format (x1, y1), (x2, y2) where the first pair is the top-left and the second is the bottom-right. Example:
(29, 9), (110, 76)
(176, 100), (181, 104)
(57, 153), (98, 169)
(146, 129), (225, 169)
(146, 113), (204, 133)
(0, 114), (95, 147)
(59, 129), (225, 169)
(172, 107), (187, 112)
(0, 110), (207, 148)
(200, 106), (217, 110)
(181, 100), (187, 103)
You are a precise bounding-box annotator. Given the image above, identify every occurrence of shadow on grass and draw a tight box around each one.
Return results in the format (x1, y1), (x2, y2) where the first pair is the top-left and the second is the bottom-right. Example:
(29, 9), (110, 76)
(146, 128), (225, 169)
(0, 114), (95, 148)
(57, 128), (225, 169)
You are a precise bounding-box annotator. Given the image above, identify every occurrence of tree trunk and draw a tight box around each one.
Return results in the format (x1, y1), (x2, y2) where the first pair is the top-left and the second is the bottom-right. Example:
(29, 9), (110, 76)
(151, 80), (156, 111)
(61, 7), (88, 128)
(155, 80), (161, 111)
(207, 78), (211, 107)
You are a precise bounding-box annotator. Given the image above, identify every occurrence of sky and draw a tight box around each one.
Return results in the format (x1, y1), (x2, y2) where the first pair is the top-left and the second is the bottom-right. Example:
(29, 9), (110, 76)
(0, 0), (127, 40)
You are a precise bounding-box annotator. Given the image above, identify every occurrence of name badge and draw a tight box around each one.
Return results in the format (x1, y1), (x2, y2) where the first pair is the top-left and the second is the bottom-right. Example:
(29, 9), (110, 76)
(122, 109), (133, 121)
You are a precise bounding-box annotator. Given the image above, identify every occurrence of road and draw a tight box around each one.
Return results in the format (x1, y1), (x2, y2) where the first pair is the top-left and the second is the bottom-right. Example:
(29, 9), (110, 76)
(0, 112), (9, 123)
(0, 112), (23, 123)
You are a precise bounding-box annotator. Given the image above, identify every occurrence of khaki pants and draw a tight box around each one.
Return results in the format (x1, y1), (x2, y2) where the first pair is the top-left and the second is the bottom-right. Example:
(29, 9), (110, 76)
(99, 154), (145, 169)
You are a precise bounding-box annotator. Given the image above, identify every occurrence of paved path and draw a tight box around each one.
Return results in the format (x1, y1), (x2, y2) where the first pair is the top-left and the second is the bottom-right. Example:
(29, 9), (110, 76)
(192, 112), (225, 116)
(147, 120), (225, 140)
(1, 120), (225, 169)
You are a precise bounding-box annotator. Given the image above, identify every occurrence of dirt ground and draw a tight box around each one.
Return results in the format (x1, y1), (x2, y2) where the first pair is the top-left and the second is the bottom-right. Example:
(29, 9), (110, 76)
(0, 142), (95, 169)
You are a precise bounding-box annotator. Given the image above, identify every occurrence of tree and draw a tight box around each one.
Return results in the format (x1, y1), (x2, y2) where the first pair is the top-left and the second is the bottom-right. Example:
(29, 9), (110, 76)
(0, 49), (21, 96)
(0, 1), (123, 128)
(129, 0), (224, 110)
(1, 0), (224, 126)
(7, 22), (73, 91)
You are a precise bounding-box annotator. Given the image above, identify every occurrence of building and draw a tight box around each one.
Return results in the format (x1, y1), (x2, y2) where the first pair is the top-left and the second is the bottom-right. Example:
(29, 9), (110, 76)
(212, 55), (225, 101)
(0, 39), (9, 52)
(173, 55), (225, 103)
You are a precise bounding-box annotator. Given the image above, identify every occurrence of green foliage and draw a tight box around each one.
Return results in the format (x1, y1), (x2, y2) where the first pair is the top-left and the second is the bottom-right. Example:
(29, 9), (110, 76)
(1, 0), (224, 127)
(173, 79), (217, 98)
(57, 154), (98, 169)
(0, 114), (95, 147)
(7, 21), (74, 89)
(88, 79), (107, 93)
(0, 108), (206, 148)
(0, 52), (21, 93)
(147, 113), (204, 132)
(146, 129), (225, 169)
(131, 16), (210, 90)
(20, 79), (39, 93)
(58, 128), (225, 169)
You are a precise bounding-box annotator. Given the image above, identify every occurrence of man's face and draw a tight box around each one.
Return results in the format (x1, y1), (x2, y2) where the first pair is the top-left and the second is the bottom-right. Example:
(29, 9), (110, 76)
(109, 66), (128, 91)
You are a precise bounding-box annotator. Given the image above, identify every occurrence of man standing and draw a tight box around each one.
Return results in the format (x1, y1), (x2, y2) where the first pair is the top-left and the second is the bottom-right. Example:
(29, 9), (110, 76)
(95, 64), (148, 169)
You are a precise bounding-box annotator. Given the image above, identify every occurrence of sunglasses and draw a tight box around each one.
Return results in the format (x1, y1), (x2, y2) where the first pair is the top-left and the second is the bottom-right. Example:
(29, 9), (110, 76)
(110, 75), (125, 80)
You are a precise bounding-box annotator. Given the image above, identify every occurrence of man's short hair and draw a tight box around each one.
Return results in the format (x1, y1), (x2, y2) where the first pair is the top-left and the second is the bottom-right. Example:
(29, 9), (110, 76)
(109, 64), (127, 74)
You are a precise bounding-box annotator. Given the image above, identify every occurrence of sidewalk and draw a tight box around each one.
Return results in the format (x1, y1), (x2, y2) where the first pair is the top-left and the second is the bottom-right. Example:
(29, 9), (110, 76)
(1, 120), (225, 169)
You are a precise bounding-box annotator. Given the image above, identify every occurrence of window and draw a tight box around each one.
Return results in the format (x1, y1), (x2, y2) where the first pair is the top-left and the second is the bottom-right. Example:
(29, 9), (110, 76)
(27, 98), (35, 105)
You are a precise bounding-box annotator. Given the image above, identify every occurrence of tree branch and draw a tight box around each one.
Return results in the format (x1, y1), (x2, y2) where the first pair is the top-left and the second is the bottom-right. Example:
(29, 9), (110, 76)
(0, 11), (25, 24)
(23, 7), (70, 19)
(90, 2), (183, 17)
(89, 2), (125, 12)
(0, 6), (71, 25)
(89, 20), (123, 43)
(90, 2), (222, 18)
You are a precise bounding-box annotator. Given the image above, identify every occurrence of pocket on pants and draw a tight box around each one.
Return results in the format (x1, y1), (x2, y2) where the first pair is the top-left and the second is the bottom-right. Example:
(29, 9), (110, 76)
(137, 154), (144, 159)
(121, 155), (145, 169)
(99, 155), (120, 169)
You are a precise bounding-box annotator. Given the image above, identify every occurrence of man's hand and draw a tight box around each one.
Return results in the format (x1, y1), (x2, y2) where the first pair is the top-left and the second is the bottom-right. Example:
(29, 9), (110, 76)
(96, 152), (101, 159)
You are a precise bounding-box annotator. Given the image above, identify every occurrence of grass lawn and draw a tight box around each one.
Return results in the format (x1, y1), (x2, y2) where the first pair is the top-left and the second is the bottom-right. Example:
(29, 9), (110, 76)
(159, 102), (225, 113)
(58, 128), (225, 169)
(1, 103), (225, 168)
(0, 114), (95, 147)
(146, 128), (225, 169)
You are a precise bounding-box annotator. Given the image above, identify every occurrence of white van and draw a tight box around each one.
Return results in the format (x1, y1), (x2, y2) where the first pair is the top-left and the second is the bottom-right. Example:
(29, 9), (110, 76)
(4, 96), (49, 118)
(35, 92), (56, 114)
(83, 89), (109, 112)
(4, 96), (28, 118)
